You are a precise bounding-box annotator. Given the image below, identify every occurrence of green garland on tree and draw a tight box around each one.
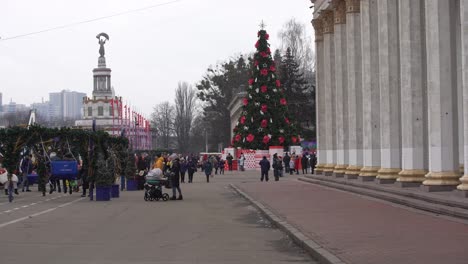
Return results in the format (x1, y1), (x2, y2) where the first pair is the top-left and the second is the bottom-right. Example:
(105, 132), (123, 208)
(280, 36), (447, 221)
(231, 28), (300, 150)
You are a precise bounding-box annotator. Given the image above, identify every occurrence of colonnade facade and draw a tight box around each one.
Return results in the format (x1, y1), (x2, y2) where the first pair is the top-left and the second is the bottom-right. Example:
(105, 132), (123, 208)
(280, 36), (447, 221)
(311, 0), (468, 194)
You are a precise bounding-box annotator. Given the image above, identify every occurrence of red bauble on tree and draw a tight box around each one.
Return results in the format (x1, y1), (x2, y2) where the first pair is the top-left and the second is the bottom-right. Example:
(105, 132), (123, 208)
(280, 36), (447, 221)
(240, 116), (246, 124)
(260, 68), (268, 76)
(291, 136), (298, 144)
(276, 80), (281, 87)
(246, 134), (255, 142)
(285, 117), (290, 124)
(278, 136), (285, 144)
(261, 104), (268, 113)
(280, 98), (287, 105)
(261, 85), (267, 93)
(248, 78), (254, 85)
(235, 134), (241, 142)
(243, 98), (248, 106)
(261, 119), (268, 128)
(263, 135), (270, 144)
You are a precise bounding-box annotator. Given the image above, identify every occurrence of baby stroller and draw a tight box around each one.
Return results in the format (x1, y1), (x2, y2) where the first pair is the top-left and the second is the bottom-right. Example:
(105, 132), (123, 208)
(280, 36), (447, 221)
(144, 168), (170, 201)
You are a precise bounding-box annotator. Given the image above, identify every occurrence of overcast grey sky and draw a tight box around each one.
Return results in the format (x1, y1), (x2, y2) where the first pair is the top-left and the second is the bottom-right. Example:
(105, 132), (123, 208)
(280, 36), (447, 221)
(0, 0), (313, 116)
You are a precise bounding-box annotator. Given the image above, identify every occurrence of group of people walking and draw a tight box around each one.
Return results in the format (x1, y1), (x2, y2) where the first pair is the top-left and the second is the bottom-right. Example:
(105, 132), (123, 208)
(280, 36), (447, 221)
(258, 152), (317, 182)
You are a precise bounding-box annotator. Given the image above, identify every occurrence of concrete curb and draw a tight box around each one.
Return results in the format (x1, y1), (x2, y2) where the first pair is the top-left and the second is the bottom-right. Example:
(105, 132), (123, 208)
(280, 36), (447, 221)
(230, 184), (347, 264)
(298, 177), (468, 221)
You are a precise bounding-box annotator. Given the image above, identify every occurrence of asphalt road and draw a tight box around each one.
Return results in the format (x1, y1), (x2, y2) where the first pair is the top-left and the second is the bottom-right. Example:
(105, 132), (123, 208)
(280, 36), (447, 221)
(0, 171), (315, 264)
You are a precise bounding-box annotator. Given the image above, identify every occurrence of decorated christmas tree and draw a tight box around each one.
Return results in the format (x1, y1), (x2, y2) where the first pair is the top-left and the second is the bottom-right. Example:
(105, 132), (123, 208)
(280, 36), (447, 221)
(231, 26), (300, 150)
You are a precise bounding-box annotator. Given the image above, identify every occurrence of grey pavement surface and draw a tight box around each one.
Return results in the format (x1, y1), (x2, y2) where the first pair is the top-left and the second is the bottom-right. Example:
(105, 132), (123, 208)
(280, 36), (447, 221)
(0, 171), (315, 264)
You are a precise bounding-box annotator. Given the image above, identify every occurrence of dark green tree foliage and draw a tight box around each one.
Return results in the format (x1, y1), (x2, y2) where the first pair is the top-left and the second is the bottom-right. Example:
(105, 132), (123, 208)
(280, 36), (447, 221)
(94, 153), (114, 187)
(124, 151), (137, 180)
(231, 30), (300, 150)
(278, 47), (312, 139)
(196, 55), (250, 148)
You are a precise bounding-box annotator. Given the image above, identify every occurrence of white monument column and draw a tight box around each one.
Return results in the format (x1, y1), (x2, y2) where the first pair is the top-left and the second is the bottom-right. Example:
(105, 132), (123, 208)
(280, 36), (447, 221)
(456, 0), (464, 176)
(396, 0), (428, 186)
(376, 0), (402, 183)
(458, 0), (468, 195)
(322, 10), (337, 176)
(359, 0), (380, 180)
(332, 0), (349, 177)
(312, 18), (326, 175)
(422, 0), (461, 191)
(344, 0), (363, 179)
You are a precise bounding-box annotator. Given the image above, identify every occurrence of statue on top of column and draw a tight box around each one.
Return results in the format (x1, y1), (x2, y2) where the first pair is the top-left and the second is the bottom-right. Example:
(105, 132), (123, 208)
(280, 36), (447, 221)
(96, 33), (109, 57)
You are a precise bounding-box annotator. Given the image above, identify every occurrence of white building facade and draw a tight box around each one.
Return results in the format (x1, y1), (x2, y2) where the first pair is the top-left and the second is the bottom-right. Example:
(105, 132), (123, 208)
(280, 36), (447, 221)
(312, 0), (468, 195)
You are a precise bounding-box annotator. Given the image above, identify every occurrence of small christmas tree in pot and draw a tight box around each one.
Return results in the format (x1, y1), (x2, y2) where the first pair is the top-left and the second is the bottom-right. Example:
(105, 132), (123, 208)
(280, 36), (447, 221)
(94, 152), (114, 201)
(124, 151), (138, 191)
(231, 26), (300, 151)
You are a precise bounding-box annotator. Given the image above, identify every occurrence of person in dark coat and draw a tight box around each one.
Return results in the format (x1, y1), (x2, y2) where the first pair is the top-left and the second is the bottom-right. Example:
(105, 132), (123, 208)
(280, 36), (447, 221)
(283, 153), (291, 173)
(187, 158), (196, 183)
(137, 154), (147, 190)
(20, 155), (34, 192)
(170, 155), (183, 200)
(311, 152), (317, 174)
(203, 160), (213, 182)
(226, 153), (234, 171)
(180, 158), (187, 183)
(301, 154), (309, 174)
(259, 156), (271, 182)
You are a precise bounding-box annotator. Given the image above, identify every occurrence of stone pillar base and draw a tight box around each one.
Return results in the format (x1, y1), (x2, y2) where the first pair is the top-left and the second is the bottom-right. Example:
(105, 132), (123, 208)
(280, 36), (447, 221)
(376, 178), (396, 184)
(323, 164), (336, 176)
(397, 169), (427, 183)
(456, 175), (468, 191)
(376, 168), (401, 180)
(315, 164), (326, 175)
(422, 171), (460, 186)
(333, 172), (345, 178)
(460, 164), (465, 175)
(455, 190), (468, 198)
(359, 166), (380, 181)
(421, 185), (457, 192)
(324, 170), (334, 176)
(359, 176), (376, 182)
(345, 165), (362, 178)
(395, 181), (421, 188)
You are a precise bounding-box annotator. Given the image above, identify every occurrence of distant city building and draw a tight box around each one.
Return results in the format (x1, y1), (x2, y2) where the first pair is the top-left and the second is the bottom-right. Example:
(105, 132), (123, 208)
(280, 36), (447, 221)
(31, 101), (51, 122)
(4, 100), (28, 113)
(49, 90), (86, 121)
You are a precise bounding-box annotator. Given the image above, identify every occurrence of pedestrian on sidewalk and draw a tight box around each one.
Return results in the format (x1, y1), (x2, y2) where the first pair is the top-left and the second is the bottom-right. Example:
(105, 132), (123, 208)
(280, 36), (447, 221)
(180, 158), (187, 183)
(203, 159), (213, 182)
(20, 154), (33, 192)
(278, 156), (284, 177)
(301, 154), (309, 174)
(259, 156), (271, 182)
(238, 153), (246, 171)
(169, 154), (183, 200)
(294, 155), (300, 175)
(311, 152), (317, 174)
(187, 157), (196, 183)
(289, 157), (295, 175)
(283, 153), (290, 173)
(226, 153), (233, 171)
(219, 159), (225, 175)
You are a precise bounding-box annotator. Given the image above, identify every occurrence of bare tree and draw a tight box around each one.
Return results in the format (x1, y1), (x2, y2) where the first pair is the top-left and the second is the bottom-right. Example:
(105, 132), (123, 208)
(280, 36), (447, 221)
(174, 82), (197, 153)
(278, 18), (315, 75)
(150, 101), (175, 149)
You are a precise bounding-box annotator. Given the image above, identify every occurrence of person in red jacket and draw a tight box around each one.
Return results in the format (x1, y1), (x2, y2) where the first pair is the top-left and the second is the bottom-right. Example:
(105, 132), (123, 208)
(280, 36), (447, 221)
(294, 155), (301, 175)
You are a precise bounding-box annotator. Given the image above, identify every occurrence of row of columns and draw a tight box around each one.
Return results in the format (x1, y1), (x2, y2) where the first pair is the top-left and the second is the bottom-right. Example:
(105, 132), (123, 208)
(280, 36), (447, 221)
(312, 0), (468, 193)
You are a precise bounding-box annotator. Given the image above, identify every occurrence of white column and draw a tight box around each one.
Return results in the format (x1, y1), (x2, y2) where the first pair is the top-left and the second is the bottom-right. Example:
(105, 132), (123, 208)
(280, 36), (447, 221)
(323, 10), (336, 176)
(396, 0), (428, 186)
(312, 18), (326, 175)
(458, 0), (468, 193)
(344, 0), (363, 178)
(359, 0), (380, 180)
(376, 0), (402, 183)
(332, 0), (348, 177)
(456, 0), (464, 176)
(423, 0), (460, 191)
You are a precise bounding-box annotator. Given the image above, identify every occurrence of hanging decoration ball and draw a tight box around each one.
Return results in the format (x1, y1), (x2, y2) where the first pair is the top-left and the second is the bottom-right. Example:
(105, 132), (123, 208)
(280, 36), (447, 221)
(247, 134), (255, 142)
(261, 104), (268, 113)
(261, 119), (268, 128)
(265, 33), (269, 40)
(291, 136), (298, 144)
(244, 126), (249, 130)
(251, 117), (254, 122)
(255, 41), (259, 48)
(278, 136), (285, 144)
(279, 129), (284, 133)
(280, 98), (287, 105)
(260, 51), (268, 58)
(273, 88), (277, 93)
(243, 98), (248, 106)
(260, 111), (264, 115)
(256, 88), (260, 93)
(260, 69), (268, 76)
(285, 118), (290, 124)
(267, 47), (271, 54)
(276, 80), (281, 87)
(254, 60), (259, 66)
(235, 134), (241, 142)
(240, 116), (246, 124)
(270, 118), (273, 123)
(248, 79), (254, 85)
(263, 135), (270, 144)
(261, 85), (268, 93)
(270, 65), (276, 72)
(248, 94), (252, 99)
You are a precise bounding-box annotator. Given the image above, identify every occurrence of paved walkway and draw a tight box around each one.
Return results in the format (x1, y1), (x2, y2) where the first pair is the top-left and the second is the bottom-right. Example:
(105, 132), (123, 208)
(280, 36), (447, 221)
(0, 172), (314, 264)
(235, 172), (468, 264)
